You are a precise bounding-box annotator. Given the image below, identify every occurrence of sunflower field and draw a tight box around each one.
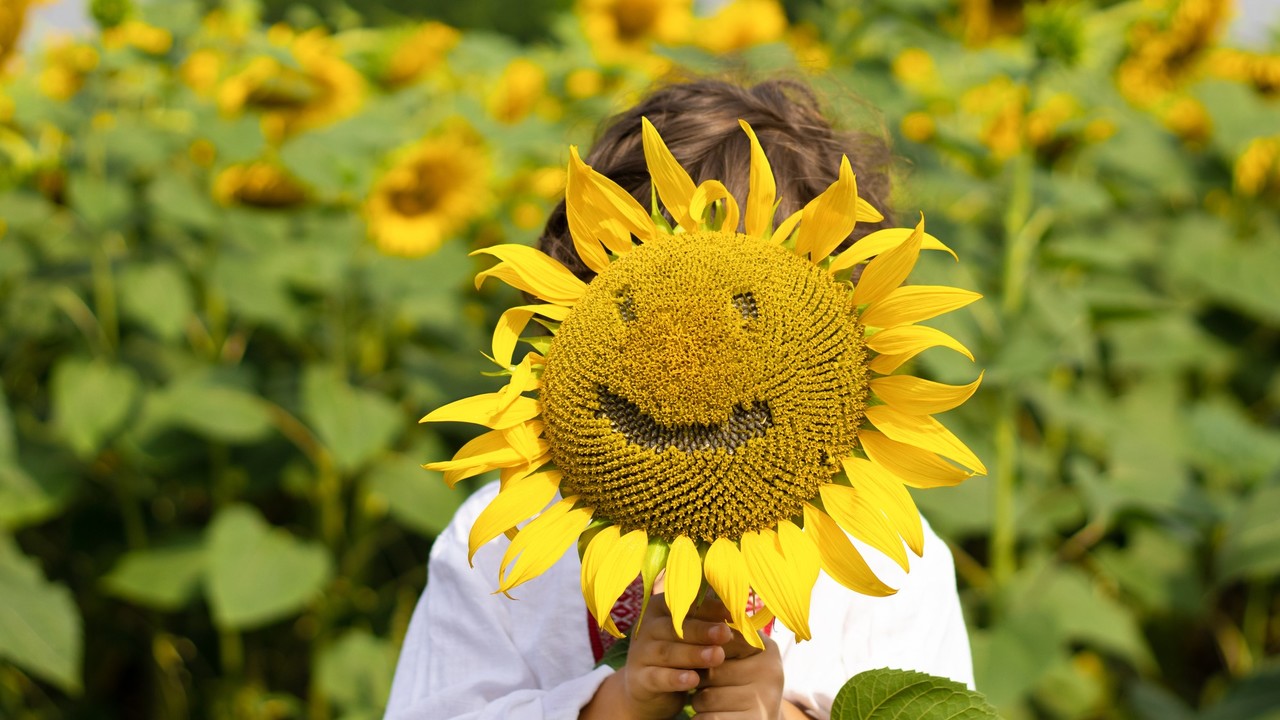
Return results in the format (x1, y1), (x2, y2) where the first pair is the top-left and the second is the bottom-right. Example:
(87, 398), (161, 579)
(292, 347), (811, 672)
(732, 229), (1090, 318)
(1, 0), (1278, 718)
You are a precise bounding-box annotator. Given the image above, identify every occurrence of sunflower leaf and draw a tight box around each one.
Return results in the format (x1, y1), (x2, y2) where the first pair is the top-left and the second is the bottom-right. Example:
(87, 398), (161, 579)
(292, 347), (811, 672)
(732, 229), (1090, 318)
(830, 668), (1000, 720)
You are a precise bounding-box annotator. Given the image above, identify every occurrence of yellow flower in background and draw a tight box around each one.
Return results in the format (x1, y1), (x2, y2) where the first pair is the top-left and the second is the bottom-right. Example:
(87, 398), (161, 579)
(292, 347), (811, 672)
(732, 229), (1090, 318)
(892, 48), (937, 90)
(180, 48), (225, 96)
(786, 23), (831, 72)
(900, 112), (936, 143)
(1234, 136), (1279, 197)
(1025, 93), (1080, 147)
(1207, 47), (1280, 97)
(1, 0), (44, 71)
(957, 0), (1027, 46)
(365, 132), (489, 257)
(578, 0), (692, 66)
(695, 0), (787, 54)
(213, 161), (309, 209)
(489, 58), (548, 124)
(37, 41), (100, 100)
(102, 19), (173, 55)
(961, 76), (1026, 161)
(423, 120), (985, 647)
(218, 29), (364, 142)
(565, 68), (605, 99)
(381, 21), (458, 89)
(1117, 0), (1232, 107)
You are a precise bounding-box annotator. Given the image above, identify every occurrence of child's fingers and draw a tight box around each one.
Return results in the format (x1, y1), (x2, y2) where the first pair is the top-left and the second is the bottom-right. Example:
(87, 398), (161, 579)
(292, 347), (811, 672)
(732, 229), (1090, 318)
(689, 597), (732, 622)
(634, 637), (726, 670)
(630, 665), (701, 695)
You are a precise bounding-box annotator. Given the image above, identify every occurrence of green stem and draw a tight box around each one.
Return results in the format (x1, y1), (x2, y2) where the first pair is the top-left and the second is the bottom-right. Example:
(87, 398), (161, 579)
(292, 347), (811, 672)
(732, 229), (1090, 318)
(92, 239), (119, 354)
(990, 396), (1018, 596)
(218, 629), (243, 677)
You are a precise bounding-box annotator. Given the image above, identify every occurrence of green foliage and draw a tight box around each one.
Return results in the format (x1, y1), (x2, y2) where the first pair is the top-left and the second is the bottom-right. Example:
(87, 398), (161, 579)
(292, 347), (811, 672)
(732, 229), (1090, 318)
(831, 669), (999, 720)
(1, 0), (1278, 717)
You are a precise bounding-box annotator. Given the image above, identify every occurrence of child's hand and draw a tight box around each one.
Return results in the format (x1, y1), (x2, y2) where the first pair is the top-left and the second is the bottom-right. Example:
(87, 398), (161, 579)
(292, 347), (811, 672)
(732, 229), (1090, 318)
(581, 593), (733, 720)
(686, 599), (804, 720)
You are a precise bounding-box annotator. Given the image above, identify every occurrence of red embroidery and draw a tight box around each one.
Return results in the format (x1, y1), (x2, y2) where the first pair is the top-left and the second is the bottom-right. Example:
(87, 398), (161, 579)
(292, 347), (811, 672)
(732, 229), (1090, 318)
(588, 576), (774, 663)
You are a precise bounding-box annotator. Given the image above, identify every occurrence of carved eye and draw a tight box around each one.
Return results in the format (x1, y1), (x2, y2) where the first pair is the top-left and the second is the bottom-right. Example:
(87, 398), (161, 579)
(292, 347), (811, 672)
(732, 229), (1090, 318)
(616, 288), (637, 322)
(732, 292), (758, 320)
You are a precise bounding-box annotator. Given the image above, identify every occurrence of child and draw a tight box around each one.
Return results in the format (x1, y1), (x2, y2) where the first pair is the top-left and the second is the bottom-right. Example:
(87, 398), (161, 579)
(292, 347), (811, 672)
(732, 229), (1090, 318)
(384, 78), (974, 720)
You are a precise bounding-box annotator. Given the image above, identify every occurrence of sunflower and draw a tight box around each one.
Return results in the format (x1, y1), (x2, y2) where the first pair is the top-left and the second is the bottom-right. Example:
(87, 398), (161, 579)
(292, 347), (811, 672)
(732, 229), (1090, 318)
(422, 120), (985, 648)
(0, 0), (39, 71)
(577, 0), (692, 67)
(365, 132), (489, 258)
(694, 0), (788, 55)
(212, 160), (309, 209)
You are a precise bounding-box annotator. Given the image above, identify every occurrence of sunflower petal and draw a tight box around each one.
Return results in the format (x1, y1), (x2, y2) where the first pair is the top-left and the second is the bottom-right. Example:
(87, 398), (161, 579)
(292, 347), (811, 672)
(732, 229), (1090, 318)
(473, 245), (587, 306)
(803, 504), (896, 596)
(567, 146), (653, 260)
(739, 120), (777, 238)
(704, 538), (764, 650)
(795, 156), (858, 263)
(859, 286), (982, 329)
(564, 154), (611, 274)
(741, 525), (817, 641)
(689, 180), (740, 233)
(853, 215), (924, 307)
(591, 529), (647, 634)
(424, 428), (532, 486)
(580, 526), (620, 627)
(501, 419), (546, 464)
(420, 392), (539, 430)
(819, 483), (909, 572)
(664, 535), (702, 640)
(866, 325), (974, 363)
(842, 457), (924, 557)
(860, 430), (972, 488)
(829, 227), (957, 272)
(469, 469), (560, 564)
(770, 208), (802, 245)
(498, 496), (592, 593)
(641, 117), (698, 230)
(871, 371), (983, 416)
(636, 537), (670, 638)
(865, 405), (987, 475)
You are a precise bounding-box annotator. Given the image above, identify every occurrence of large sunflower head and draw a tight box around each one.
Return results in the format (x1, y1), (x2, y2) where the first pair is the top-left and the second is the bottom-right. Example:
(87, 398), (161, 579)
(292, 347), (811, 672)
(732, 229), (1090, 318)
(423, 118), (986, 647)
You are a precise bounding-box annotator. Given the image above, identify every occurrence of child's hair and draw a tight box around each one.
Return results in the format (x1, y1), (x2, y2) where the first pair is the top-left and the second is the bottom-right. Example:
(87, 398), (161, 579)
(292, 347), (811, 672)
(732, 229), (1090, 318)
(538, 76), (895, 282)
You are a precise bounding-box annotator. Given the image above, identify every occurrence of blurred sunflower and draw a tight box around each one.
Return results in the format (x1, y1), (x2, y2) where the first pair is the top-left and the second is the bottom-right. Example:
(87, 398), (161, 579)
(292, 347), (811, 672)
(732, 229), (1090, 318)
(694, 0), (787, 54)
(218, 28), (363, 142)
(213, 160), (309, 209)
(488, 58), (549, 124)
(37, 40), (100, 100)
(1, 0), (43, 70)
(102, 19), (172, 55)
(423, 120), (985, 646)
(577, 0), (692, 67)
(365, 132), (489, 257)
(1234, 136), (1279, 197)
(380, 21), (458, 89)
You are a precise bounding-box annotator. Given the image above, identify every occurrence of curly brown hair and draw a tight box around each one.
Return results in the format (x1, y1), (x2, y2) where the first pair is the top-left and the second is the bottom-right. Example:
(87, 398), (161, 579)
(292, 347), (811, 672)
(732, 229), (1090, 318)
(538, 76), (895, 282)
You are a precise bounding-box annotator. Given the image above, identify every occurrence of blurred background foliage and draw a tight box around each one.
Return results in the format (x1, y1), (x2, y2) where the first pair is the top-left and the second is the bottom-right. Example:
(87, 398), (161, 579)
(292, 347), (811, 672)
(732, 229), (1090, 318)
(1, 0), (1278, 718)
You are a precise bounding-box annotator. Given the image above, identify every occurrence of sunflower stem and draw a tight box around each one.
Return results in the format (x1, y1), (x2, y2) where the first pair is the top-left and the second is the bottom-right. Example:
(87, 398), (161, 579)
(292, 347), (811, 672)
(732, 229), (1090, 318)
(991, 395), (1018, 598)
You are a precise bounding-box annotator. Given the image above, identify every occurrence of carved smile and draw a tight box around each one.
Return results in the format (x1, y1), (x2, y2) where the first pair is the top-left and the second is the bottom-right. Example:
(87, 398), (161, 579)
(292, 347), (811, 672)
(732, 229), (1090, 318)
(596, 387), (773, 453)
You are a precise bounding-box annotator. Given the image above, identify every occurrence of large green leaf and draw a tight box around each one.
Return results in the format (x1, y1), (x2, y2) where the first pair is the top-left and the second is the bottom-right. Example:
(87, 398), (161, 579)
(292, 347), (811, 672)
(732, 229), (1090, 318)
(365, 445), (462, 536)
(315, 630), (395, 717)
(119, 262), (195, 342)
(67, 172), (132, 230)
(830, 668), (999, 720)
(102, 540), (206, 611)
(302, 367), (404, 473)
(1216, 483), (1280, 584)
(1200, 666), (1280, 720)
(0, 536), (82, 694)
(51, 358), (141, 458)
(146, 378), (276, 444)
(205, 505), (333, 630)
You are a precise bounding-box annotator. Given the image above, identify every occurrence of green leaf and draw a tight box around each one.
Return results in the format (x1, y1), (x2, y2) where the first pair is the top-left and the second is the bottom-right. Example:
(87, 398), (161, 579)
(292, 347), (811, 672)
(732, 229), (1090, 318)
(154, 379), (276, 444)
(205, 505), (333, 630)
(0, 388), (15, 465)
(971, 610), (1061, 709)
(119, 261), (194, 342)
(1217, 483), (1280, 584)
(1200, 666), (1280, 720)
(52, 358), (140, 457)
(315, 630), (395, 715)
(0, 536), (83, 693)
(302, 367), (404, 473)
(68, 172), (131, 229)
(101, 539), (205, 611)
(365, 447), (463, 537)
(830, 668), (999, 720)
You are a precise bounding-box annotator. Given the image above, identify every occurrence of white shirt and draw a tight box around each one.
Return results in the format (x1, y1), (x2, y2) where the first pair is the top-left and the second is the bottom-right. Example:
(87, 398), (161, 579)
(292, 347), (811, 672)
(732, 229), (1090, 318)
(385, 482), (974, 720)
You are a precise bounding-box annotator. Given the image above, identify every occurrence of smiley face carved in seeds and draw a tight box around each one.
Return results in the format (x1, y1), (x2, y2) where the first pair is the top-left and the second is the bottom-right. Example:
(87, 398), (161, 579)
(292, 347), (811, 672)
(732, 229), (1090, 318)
(540, 230), (871, 543)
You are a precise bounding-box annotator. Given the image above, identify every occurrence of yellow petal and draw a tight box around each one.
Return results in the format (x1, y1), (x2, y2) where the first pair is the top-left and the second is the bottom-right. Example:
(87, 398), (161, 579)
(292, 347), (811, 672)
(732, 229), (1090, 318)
(866, 325), (974, 363)
(855, 196), (885, 223)
(641, 117), (698, 230)
(704, 538), (764, 650)
(498, 496), (592, 593)
(795, 156), (857, 263)
(842, 457), (924, 557)
(865, 405), (987, 475)
(664, 535), (702, 640)
(494, 354), (539, 409)
(860, 429), (972, 488)
(501, 419), (546, 464)
(492, 304), (571, 368)
(770, 207), (802, 245)
(469, 469), (560, 564)
(859, 286), (982, 329)
(688, 179), (740, 233)
(580, 525), (620, 625)
(871, 371), (983, 416)
(819, 483), (909, 572)
(567, 146), (653, 261)
(853, 215), (924, 307)
(424, 428), (530, 486)
(741, 525), (817, 641)
(420, 392), (539, 430)
(829, 226), (957, 273)
(803, 504), (896, 596)
(472, 245), (587, 306)
(591, 529), (647, 633)
(739, 120), (777, 238)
